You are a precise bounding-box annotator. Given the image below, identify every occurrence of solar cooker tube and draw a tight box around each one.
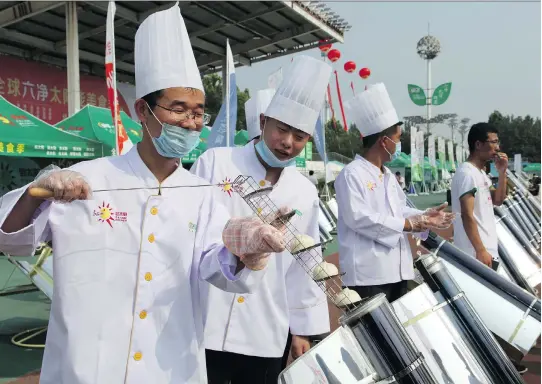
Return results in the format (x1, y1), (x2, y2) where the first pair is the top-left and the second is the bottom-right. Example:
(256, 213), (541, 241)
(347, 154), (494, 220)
(340, 294), (438, 384)
(513, 191), (541, 237)
(421, 232), (540, 320)
(416, 253), (524, 384)
(503, 199), (539, 244)
(495, 206), (541, 262)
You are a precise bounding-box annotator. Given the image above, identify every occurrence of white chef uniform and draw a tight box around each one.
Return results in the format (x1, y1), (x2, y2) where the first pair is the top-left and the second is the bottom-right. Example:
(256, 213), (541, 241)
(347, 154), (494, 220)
(191, 142), (328, 356)
(0, 5), (266, 384)
(244, 88), (275, 141)
(191, 56), (331, 358)
(336, 84), (423, 287)
(0, 149), (265, 384)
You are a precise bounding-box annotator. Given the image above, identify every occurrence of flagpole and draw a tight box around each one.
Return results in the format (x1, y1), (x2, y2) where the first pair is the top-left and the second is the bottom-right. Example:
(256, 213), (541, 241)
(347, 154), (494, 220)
(226, 39), (230, 147)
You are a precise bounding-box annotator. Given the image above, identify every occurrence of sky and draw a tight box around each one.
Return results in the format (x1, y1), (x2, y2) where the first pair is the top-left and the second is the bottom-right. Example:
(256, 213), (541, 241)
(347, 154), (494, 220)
(235, 1), (541, 141)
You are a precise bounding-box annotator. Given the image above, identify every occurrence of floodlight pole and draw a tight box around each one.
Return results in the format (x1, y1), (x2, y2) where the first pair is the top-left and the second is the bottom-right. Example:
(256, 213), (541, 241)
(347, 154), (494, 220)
(66, 1), (81, 116)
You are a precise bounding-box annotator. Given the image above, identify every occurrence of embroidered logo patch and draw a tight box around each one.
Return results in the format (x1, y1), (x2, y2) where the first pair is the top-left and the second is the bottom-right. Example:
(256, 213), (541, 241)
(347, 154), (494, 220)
(219, 177), (243, 197)
(188, 222), (197, 232)
(366, 181), (376, 191)
(93, 202), (128, 228)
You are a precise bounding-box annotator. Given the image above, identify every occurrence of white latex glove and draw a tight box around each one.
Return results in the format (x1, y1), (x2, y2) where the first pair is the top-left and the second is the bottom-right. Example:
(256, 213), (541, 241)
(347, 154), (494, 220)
(222, 208), (291, 271)
(29, 165), (92, 203)
(408, 203), (455, 231)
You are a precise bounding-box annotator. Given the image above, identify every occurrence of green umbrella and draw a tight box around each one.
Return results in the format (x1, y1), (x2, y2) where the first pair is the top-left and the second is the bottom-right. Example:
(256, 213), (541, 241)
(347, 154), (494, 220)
(234, 130), (249, 146)
(386, 156), (410, 168)
(0, 96), (103, 159)
(523, 163), (541, 173)
(55, 105), (142, 156)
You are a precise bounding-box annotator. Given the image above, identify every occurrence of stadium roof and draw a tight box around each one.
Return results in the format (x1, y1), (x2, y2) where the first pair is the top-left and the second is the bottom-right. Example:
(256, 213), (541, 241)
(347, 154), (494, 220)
(0, 1), (351, 83)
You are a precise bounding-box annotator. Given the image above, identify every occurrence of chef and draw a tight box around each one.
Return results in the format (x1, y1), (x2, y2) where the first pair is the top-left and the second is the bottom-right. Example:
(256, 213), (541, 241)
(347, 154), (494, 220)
(191, 56), (331, 383)
(0, 5), (285, 384)
(335, 84), (454, 303)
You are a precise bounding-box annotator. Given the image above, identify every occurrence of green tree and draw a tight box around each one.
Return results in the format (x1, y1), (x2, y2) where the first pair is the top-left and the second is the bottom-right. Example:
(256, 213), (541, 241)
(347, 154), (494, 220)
(488, 111), (541, 162)
(322, 119), (363, 159)
(202, 73), (250, 131)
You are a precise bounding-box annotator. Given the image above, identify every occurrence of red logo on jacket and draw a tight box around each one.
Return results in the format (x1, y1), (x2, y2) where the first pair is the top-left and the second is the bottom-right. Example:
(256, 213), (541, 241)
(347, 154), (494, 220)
(93, 202), (127, 228)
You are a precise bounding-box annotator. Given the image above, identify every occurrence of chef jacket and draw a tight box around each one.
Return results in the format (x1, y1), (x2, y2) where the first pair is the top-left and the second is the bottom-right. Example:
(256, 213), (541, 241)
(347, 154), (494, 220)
(0, 147), (266, 384)
(335, 155), (423, 286)
(190, 142), (329, 358)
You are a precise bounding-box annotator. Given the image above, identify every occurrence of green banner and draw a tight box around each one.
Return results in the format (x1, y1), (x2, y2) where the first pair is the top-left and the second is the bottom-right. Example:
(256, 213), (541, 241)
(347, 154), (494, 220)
(432, 82), (452, 106)
(408, 84), (426, 106)
(305, 142), (313, 161)
(411, 164), (423, 182)
(431, 166), (438, 180)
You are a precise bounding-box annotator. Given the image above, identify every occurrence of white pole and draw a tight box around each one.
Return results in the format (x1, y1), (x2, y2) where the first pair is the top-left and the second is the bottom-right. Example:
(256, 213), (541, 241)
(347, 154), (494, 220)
(66, 1), (80, 116)
(226, 40), (230, 147)
(426, 59), (432, 135)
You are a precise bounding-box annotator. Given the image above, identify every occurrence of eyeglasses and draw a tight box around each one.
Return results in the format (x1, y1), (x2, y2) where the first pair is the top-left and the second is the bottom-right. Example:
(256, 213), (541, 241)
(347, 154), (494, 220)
(156, 104), (211, 125)
(486, 139), (500, 145)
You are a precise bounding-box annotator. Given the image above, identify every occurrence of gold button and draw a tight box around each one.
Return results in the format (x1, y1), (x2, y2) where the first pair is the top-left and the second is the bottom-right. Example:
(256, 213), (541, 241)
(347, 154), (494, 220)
(139, 310), (147, 319)
(150, 207), (158, 215)
(144, 272), (152, 281)
(259, 180), (266, 187)
(148, 234), (155, 243)
(237, 296), (245, 304)
(133, 351), (142, 361)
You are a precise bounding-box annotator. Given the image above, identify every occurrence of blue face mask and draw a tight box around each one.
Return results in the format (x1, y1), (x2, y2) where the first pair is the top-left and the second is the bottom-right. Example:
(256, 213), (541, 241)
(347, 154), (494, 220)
(255, 140), (296, 168)
(254, 123), (296, 168)
(146, 107), (201, 159)
(385, 136), (402, 161)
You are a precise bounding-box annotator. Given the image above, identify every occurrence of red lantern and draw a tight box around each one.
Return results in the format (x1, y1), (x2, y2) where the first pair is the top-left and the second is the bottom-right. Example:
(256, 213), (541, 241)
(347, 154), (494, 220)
(359, 67), (371, 79)
(327, 49), (341, 63)
(318, 40), (332, 53)
(344, 61), (356, 73)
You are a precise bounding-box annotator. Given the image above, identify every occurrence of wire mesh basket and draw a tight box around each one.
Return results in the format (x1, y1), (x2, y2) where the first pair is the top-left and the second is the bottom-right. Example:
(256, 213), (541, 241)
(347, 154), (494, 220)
(233, 175), (363, 313)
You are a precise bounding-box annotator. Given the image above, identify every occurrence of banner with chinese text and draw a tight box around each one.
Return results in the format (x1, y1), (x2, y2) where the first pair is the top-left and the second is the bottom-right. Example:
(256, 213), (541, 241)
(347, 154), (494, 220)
(416, 130), (425, 181)
(428, 134), (438, 180)
(447, 140), (456, 171)
(0, 96), (103, 158)
(0, 55), (132, 124)
(410, 126), (422, 182)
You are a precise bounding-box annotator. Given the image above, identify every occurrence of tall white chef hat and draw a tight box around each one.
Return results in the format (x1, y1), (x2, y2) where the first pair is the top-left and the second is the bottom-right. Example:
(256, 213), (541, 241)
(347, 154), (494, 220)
(135, 3), (204, 99)
(264, 55), (331, 135)
(345, 83), (402, 137)
(245, 89), (276, 140)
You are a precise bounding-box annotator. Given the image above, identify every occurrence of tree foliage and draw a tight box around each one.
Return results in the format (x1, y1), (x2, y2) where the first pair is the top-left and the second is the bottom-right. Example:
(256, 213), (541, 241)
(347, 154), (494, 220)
(488, 111), (541, 162)
(202, 73), (250, 131)
(322, 119), (363, 159)
(320, 111), (541, 163)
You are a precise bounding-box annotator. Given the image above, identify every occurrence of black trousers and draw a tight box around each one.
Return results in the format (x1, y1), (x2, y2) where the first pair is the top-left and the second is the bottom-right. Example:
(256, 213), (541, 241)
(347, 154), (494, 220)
(346, 280), (409, 303)
(206, 349), (282, 384)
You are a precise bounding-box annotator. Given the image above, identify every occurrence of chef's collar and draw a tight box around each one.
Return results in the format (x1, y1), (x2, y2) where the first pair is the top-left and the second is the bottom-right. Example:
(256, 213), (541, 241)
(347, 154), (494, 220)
(355, 154), (392, 178)
(125, 145), (185, 190)
(244, 140), (293, 188)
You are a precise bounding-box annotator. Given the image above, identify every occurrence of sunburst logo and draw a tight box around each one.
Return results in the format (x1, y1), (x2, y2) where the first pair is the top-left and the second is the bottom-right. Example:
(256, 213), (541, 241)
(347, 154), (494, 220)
(0, 115), (11, 125)
(97, 202), (115, 227)
(366, 181), (376, 191)
(220, 177), (234, 197)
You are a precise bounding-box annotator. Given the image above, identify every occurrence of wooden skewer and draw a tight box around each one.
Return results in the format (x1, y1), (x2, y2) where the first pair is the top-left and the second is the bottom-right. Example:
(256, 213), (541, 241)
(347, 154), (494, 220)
(28, 187), (54, 199)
